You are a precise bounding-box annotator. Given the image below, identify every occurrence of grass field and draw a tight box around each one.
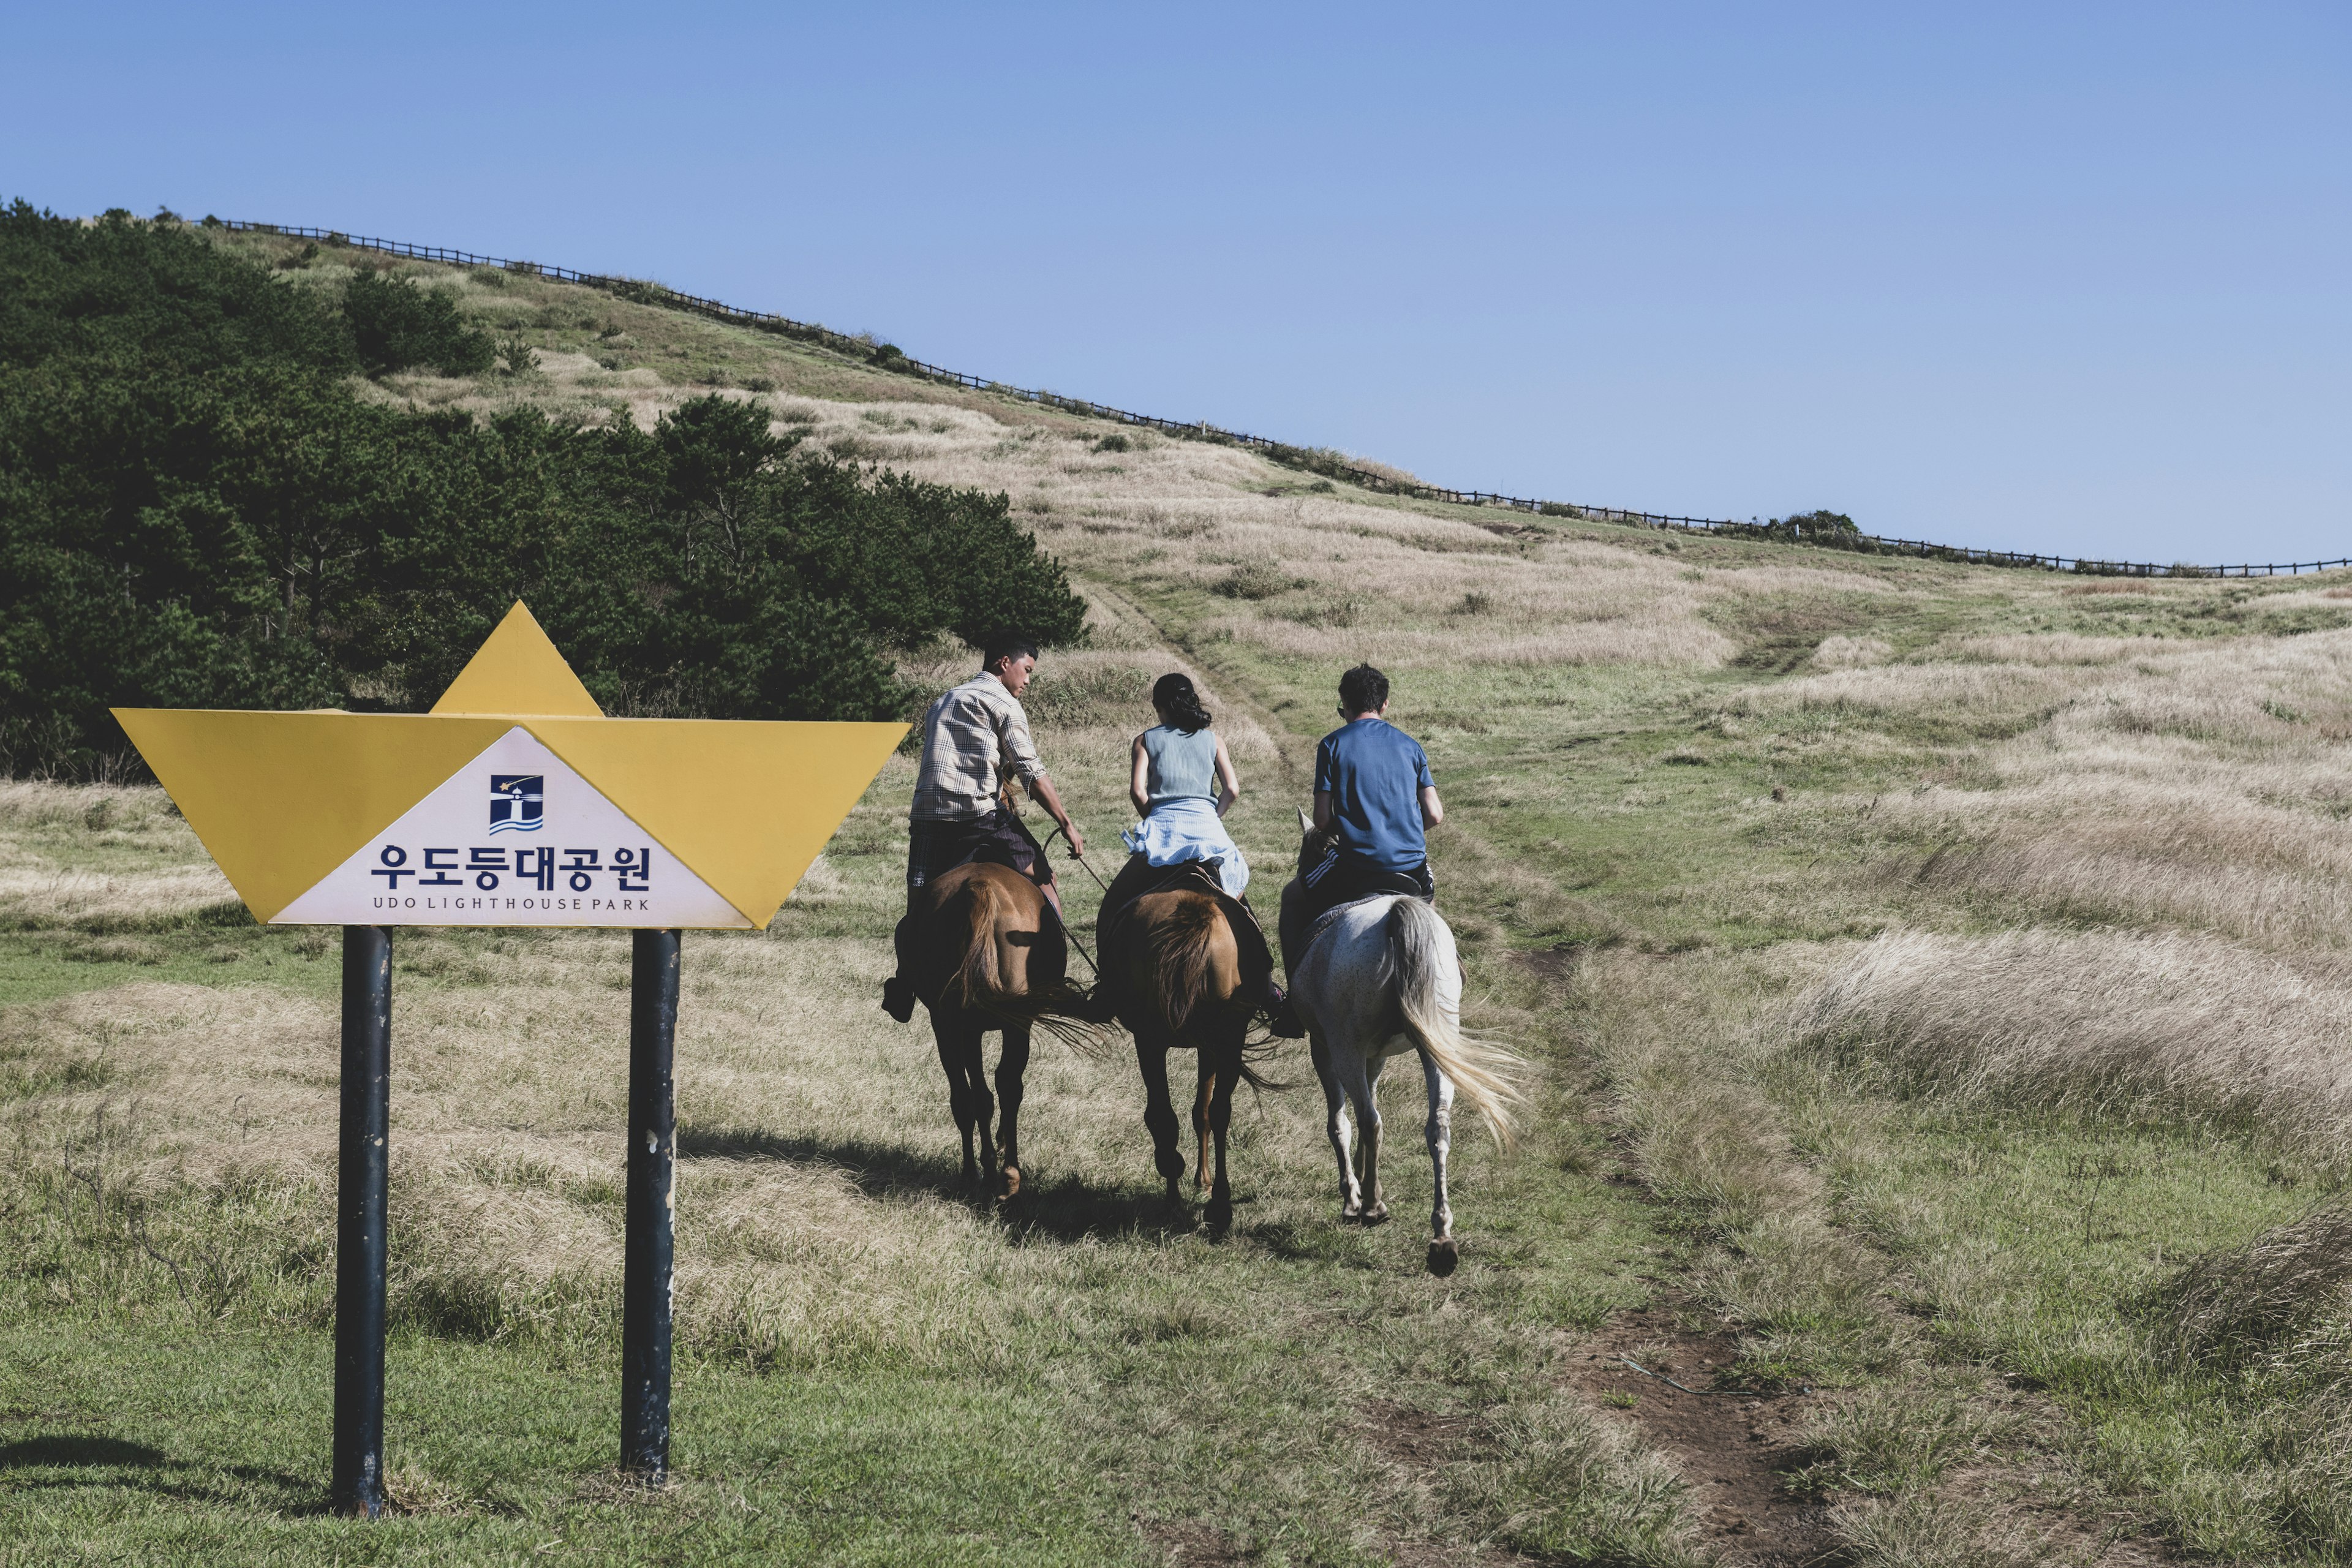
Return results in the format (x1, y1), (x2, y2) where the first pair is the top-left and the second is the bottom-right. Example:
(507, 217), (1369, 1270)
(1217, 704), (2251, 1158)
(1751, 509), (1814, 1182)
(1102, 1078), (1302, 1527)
(8, 233), (2352, 1563)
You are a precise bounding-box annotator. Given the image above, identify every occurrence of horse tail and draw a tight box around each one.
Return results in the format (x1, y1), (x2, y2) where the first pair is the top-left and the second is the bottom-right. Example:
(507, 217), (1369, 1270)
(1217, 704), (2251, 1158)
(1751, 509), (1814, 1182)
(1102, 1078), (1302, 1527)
(1387, 896), (1524, 1147)
(1150, 895), (1225, 1035)
(940, 872), (1104, 1047)
(1125, 894), (1287, 1088)
(955, 873), (1008, 1010)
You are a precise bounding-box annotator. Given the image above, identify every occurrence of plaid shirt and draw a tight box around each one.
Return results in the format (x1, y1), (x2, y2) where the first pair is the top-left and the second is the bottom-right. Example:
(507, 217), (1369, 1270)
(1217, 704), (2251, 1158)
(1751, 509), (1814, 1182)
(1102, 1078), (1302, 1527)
(910, 672), (1047, 821)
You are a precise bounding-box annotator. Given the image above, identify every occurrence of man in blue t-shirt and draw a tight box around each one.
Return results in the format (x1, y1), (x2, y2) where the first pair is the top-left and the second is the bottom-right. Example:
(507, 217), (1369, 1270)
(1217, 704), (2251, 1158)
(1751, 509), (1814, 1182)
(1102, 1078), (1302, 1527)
(1283, 663), (1444, 967)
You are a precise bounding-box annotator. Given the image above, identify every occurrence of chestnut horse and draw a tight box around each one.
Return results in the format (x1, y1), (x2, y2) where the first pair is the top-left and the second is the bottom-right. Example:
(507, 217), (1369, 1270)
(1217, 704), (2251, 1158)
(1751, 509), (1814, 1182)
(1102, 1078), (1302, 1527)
(1099, 864), (1278, 1232)
(904, 859), (1089, 1198)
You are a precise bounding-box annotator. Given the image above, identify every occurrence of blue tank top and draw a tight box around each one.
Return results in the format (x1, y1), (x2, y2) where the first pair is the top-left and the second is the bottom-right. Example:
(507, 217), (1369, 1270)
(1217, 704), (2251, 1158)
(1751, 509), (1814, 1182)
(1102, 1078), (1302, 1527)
(1140, 725), (1218, 807)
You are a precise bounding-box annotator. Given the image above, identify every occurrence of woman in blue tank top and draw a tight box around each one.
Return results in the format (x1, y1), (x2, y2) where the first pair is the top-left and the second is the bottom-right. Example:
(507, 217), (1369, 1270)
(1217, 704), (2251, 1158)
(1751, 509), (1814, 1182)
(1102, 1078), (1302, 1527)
(1121, 673), (1249, 896)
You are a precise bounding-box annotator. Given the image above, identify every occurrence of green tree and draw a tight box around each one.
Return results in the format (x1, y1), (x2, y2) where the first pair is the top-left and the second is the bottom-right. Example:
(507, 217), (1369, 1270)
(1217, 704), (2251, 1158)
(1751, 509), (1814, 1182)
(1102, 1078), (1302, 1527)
(343, 270), (495, 377)
(0, 202), (351, 374)
(0, 204), (1089, 773)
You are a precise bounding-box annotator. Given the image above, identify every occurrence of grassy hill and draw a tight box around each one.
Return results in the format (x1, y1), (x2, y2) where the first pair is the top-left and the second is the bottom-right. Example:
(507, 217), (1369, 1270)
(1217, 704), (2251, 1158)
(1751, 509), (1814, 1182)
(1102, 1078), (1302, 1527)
(6, 225), (2352, 1563)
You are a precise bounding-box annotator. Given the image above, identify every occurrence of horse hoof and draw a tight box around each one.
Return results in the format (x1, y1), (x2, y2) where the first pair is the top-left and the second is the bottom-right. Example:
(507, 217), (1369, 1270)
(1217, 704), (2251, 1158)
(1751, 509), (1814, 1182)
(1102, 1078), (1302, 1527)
(997, 1166), (1022, 1202)
(1361, 1202), (1390, 1227)
(1205, 1197), (1232, 1234)
(1427, 1238), (1460, 1277)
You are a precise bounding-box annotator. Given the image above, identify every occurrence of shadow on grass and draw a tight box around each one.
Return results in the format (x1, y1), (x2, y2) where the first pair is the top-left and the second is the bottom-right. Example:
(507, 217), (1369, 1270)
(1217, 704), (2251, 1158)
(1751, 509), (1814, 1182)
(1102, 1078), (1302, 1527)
(0, 1433), (318, 1509)
(0, 1434), (166, 1468)
(677, 1125), (1204, 1243)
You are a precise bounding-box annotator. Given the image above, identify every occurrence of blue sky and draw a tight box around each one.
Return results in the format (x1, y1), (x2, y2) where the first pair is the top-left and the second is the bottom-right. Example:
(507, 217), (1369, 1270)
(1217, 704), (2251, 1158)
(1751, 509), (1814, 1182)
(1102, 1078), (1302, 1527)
(9, 2), (2346, 563)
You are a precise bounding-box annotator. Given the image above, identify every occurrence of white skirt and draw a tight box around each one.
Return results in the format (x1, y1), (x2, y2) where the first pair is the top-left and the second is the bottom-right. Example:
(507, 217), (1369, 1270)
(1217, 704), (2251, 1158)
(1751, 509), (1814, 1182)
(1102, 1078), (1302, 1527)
(1121, 797), (1249, 897)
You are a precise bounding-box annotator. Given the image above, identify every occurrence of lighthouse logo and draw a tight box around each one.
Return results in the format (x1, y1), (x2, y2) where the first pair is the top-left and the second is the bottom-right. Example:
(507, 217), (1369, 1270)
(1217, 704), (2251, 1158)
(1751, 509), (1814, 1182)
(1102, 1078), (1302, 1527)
(489, 774), (544, 834)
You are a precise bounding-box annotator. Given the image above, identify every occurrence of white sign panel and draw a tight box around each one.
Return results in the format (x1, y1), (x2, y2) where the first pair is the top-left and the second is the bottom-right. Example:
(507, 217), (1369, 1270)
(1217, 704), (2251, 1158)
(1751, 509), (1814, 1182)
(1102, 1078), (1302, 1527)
(273, 728), (748, 927)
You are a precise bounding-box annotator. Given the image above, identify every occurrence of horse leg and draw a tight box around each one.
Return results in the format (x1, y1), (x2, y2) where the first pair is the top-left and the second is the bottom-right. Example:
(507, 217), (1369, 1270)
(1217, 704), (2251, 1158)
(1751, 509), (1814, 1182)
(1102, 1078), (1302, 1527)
(1353, 1056), (1389, 1226)
(1189, 1060), (1212, 1196)
(1203, 1031), (1240, 1234)
(964, 1029), (998, 1194)
(930, 1010), (980, 1188)
(994, 1024), (1031, 1200)
(1421, 1052), (1459, 1276)
(1312, 1033), (1362, 1219)
(1136, 1039), (1185, 1205)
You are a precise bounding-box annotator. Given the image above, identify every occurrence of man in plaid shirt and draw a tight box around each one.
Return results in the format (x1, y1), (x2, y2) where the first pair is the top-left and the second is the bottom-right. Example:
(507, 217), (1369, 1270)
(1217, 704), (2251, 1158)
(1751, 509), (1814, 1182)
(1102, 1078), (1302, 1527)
(882, 633), (1086, 1022)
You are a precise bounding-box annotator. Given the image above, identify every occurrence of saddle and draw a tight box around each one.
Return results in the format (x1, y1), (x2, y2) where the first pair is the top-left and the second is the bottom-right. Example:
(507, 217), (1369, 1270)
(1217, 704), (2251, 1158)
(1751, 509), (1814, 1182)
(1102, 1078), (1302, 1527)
(1292, 897), (1375, 970)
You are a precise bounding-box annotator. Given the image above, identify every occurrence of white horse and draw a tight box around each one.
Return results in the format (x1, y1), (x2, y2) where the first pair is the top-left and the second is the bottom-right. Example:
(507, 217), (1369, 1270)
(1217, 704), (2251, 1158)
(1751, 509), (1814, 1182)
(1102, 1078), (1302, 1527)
(1283, 810), (1524, 1275)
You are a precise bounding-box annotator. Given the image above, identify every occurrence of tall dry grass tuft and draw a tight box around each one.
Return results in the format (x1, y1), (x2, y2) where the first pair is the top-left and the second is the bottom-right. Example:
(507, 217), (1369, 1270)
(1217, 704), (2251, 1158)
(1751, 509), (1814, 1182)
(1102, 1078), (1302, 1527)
(1786, 929), (2352, 1166)
(1947, 633), (2152, 666)
(2141, 1200), (2352, 1553)
(2156, 1200), (2352, 1372)
(1825, 1493), (2060, 1568)
(1812, 635), (1894, 669)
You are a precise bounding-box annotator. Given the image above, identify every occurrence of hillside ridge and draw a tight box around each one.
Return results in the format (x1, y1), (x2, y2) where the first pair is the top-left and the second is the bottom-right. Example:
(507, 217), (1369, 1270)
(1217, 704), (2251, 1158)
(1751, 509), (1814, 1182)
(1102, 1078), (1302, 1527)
(208, 217), (2337, 584)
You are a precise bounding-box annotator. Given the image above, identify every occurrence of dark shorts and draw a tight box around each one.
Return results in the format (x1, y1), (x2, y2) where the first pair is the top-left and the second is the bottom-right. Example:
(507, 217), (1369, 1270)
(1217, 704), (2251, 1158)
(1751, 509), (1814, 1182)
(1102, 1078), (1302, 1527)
(1287, 848), (1433, 959)
(907, 810), (1055, 892)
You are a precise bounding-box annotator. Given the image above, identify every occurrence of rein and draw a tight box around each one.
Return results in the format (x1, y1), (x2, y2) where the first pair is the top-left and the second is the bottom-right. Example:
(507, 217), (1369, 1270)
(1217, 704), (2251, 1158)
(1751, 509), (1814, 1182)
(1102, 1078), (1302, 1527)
(1039, 822), (1105, 976)
(1046, 823), (1113, 894)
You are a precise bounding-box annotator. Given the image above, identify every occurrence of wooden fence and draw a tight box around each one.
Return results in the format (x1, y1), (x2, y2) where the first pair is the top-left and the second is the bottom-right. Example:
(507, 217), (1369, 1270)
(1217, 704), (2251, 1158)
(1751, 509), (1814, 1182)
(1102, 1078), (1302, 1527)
(214, 219), (2348, 582)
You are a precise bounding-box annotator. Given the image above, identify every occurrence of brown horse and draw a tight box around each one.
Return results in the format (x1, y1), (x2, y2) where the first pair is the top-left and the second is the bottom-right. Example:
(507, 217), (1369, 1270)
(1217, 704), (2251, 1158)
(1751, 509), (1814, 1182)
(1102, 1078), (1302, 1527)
(1099, 864), (1278, 1232)
(904, 859), (1087, 1198)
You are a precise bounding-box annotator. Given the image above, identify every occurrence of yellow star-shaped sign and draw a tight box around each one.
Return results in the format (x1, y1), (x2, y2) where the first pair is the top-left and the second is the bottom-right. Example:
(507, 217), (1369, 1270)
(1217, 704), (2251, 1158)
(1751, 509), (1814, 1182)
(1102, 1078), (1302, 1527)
(113, 603), (906, 928)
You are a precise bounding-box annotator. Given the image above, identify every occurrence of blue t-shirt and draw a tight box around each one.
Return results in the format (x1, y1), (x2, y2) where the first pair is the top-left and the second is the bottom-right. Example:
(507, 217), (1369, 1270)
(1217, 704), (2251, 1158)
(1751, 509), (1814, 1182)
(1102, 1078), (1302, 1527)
(1314, 718), (1435, 873)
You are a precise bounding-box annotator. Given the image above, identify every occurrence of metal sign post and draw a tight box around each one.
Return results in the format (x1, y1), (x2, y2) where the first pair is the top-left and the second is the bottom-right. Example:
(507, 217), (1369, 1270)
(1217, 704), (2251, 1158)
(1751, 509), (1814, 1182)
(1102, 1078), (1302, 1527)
(620, 929), (680, 1480)
(111, 601), (902, 1508)
(331, 925), (393, 1517)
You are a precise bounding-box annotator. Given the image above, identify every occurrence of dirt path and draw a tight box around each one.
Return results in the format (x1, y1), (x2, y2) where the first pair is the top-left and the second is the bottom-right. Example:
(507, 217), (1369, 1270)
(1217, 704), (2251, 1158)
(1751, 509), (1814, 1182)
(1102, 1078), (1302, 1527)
(1575, 1303), (1835, 1566)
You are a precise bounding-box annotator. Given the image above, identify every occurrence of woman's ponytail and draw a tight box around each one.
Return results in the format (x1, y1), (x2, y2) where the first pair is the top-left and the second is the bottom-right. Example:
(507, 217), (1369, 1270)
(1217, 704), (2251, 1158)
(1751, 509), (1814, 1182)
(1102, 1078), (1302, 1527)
(1152, 673), (1214, 734)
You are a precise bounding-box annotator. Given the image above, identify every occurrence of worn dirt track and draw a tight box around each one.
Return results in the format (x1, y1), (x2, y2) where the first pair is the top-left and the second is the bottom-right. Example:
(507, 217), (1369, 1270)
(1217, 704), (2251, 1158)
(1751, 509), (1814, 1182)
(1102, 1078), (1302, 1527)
(1577, 1303), (1836, 1566)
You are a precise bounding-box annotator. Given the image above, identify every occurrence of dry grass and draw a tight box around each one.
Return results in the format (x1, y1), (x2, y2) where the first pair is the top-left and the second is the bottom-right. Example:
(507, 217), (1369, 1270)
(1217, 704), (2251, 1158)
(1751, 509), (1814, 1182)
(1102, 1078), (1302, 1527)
(1814, 635), (1895, 669)
(0, 780), (233, 922)
(1728, 662), (2085, 726)
(1827, 1494), (2077, 1567)
(368, 323), (1837, 679)
(1809, 630), (2352, 951)
(1947, 633), (2157, 665)
(2157, 1199), (2352, 1371)
(1786, 929), (2352, 1167)
(1438, 1389), (1702, 1564)
(1579, 946), (1909, 1388)
(2, 938), (1215, 1368)
(0, 863), (234, 924)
